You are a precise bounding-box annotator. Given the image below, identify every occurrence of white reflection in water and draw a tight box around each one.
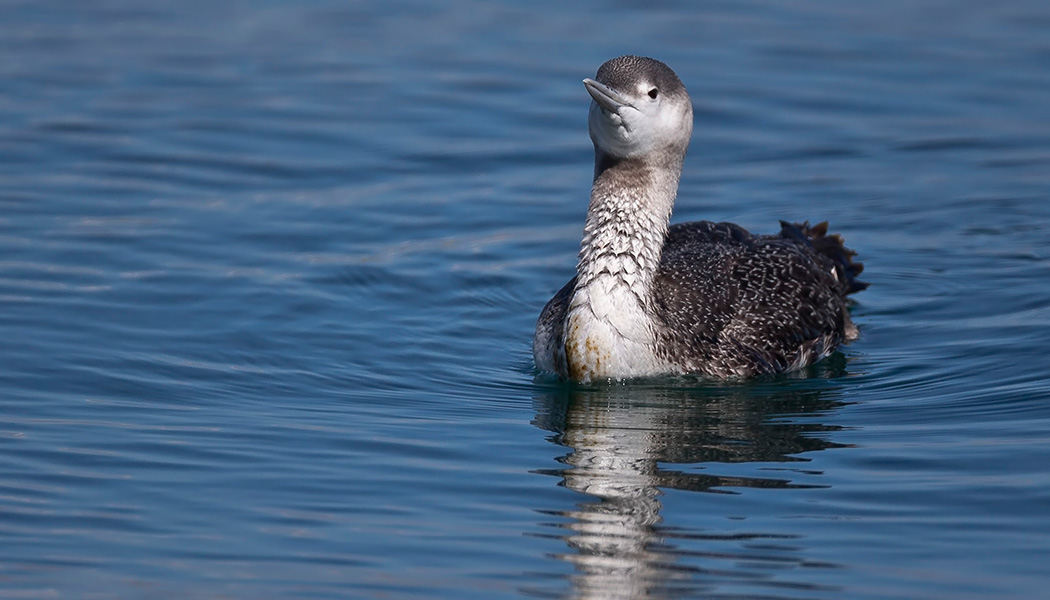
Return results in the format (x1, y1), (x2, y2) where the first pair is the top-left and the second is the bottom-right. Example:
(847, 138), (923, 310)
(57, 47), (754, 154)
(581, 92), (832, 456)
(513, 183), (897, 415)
(531, 369), (850, 599)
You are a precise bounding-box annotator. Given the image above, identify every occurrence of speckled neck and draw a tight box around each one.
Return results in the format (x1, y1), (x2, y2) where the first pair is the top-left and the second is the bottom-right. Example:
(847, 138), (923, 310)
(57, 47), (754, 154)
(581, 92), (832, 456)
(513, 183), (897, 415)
(576, 151), (683, 294)
(559, 150), (684, 381)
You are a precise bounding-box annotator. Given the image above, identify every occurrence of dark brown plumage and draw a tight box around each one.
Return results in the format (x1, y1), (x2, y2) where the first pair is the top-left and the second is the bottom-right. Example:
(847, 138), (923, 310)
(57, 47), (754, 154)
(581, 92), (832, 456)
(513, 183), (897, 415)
(537, 220), (865, 379)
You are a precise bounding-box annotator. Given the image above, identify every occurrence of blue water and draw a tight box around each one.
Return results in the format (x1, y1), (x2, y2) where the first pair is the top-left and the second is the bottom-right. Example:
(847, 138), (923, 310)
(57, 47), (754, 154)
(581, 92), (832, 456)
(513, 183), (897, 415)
(2, 1), (1050, 598)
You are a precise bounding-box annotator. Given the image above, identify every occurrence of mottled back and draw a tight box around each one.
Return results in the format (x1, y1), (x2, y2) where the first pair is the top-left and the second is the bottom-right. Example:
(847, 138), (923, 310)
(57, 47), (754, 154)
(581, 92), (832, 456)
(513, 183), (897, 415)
(652, 221), (864, 377)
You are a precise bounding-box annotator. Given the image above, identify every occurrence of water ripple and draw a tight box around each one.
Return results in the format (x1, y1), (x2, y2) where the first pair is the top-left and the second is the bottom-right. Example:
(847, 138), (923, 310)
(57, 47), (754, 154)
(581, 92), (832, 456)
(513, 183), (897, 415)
(2, 0), (1050, 598)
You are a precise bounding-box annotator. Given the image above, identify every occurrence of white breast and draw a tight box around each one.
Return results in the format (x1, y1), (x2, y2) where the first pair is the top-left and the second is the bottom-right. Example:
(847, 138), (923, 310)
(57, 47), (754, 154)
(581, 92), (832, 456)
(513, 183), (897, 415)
(563, 267), (669, 382)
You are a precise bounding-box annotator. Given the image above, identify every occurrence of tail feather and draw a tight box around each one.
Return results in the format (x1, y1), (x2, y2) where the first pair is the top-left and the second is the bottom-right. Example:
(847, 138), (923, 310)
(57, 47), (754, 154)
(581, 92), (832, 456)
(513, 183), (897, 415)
(779, 220), (868, 295)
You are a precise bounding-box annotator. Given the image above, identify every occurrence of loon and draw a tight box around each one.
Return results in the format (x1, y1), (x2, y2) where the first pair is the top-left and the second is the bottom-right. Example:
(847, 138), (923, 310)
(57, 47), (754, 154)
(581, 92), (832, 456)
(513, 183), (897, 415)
(533, 55), (866, 382)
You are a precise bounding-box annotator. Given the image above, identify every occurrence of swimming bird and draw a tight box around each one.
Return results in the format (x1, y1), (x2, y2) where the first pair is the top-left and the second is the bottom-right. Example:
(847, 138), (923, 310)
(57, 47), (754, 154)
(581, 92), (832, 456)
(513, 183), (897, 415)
(533, 55), (866, 382)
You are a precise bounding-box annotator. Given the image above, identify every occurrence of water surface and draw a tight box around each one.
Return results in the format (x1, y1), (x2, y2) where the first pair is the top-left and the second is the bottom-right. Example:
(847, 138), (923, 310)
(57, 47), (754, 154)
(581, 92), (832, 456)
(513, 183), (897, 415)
(2, 1), (1050, 598)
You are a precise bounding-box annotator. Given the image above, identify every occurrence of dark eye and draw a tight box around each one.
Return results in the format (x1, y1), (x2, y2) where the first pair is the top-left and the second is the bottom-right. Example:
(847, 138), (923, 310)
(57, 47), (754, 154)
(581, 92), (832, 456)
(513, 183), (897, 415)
(648, 88), (659, 99)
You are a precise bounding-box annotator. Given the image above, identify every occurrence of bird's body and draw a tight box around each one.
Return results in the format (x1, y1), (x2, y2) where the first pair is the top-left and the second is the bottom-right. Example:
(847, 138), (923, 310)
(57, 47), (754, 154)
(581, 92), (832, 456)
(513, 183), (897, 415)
(533, 56), (866, 382)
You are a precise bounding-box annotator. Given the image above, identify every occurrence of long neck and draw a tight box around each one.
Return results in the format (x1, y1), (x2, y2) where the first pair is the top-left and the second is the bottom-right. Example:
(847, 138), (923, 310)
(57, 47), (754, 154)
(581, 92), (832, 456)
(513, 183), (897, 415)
(562, 149), (683, 380)
(576, 151), (682, 295)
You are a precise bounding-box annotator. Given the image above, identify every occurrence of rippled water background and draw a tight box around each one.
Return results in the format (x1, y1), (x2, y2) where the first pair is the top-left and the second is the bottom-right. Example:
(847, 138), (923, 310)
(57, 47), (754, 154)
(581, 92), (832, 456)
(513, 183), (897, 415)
(3, 1), (1050, 598)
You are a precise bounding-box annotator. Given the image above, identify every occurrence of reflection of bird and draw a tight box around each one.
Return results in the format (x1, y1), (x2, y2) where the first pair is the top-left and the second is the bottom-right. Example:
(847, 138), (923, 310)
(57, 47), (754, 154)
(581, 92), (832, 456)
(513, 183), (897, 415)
(529, 382), (849, 600)
(534, 381), (850, 485)
(534, 56), (866, 382)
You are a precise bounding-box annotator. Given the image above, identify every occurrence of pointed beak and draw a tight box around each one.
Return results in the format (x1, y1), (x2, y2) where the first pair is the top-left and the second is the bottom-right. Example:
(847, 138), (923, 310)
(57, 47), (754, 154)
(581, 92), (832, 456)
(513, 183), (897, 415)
(583, 78), (632, 113)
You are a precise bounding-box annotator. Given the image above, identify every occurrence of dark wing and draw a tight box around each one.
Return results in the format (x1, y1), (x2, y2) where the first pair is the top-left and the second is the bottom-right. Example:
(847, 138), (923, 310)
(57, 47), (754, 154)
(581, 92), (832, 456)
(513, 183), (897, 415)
(775, 220), (867, 296)
(533, 276), (576, 374)
(652, 221), (863, 376)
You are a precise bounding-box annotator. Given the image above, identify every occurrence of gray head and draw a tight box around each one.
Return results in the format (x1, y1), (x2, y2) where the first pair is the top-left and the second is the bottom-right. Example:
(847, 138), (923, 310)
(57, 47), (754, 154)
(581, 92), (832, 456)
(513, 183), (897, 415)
(583, 55), (694, 161)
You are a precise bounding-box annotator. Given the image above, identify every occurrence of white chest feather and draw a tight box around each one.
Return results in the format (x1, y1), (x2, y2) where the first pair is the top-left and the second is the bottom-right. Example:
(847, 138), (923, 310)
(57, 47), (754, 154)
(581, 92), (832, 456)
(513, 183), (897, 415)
(563, 257), (668, 382)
